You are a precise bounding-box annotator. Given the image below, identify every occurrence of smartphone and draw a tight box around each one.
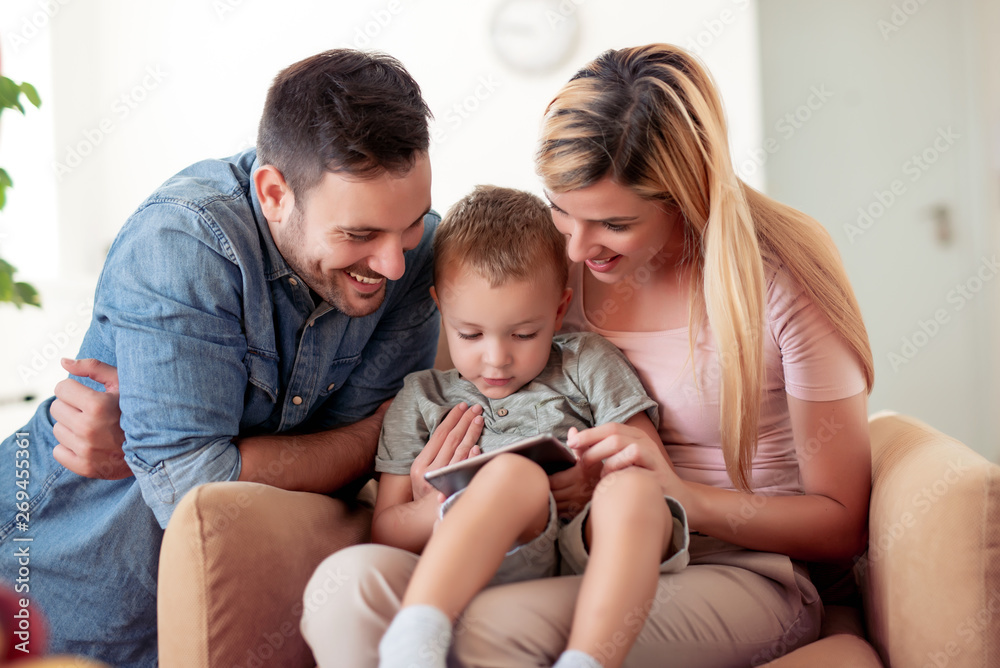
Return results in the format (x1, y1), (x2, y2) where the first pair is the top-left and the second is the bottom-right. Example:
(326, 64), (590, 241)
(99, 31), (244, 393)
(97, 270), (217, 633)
(423, 433), (577, 497)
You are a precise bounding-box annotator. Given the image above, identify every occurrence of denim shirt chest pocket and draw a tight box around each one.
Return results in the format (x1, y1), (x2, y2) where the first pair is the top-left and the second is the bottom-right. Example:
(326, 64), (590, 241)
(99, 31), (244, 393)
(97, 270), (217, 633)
(534, 395), (594, 436)
(242, 347), (279, 430)
(317, 353), (363, 398)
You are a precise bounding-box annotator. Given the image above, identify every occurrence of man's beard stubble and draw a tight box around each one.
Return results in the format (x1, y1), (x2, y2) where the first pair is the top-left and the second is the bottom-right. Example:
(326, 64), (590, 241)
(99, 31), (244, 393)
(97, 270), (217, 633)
(277, 206), (387, 317)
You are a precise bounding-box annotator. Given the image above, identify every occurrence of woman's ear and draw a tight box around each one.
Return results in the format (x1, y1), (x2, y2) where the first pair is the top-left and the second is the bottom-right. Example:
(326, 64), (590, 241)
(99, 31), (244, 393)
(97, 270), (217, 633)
(253, 165), (294, 223)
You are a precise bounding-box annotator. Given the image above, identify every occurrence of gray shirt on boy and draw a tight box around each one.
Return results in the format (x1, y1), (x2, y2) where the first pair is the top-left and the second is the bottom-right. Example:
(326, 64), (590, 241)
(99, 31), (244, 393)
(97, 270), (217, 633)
(376, 331), (659, 475)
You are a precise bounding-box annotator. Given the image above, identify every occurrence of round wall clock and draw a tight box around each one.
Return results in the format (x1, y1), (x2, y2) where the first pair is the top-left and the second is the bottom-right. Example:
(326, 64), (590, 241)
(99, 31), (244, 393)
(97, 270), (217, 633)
(490, 0), (580, 75)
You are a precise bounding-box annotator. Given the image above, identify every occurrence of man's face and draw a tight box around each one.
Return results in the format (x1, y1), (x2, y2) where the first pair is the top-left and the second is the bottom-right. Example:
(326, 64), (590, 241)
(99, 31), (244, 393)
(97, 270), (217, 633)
(270, 153), (432, 317)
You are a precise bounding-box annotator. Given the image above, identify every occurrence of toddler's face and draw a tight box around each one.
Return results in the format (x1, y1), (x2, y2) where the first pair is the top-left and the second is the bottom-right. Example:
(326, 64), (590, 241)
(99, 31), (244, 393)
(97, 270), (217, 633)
(432, 268), (571, 399)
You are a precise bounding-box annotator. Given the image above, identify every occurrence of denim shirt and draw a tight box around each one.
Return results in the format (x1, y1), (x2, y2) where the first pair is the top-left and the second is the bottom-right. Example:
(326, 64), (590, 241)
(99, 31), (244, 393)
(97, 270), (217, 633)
(0, 148), (439, 666)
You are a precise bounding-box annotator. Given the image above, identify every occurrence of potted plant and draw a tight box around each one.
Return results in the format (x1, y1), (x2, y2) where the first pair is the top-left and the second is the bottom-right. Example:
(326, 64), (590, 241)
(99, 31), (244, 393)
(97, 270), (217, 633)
(0, 50), (42, 308)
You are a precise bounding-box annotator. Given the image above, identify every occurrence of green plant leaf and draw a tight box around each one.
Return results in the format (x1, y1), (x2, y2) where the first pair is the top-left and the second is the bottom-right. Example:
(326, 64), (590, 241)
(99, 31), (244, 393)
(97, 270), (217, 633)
(14, 281), (41, 308)
(0, 168), (10, 210)
(0, 77), (24, 114)
(0, 262), (14, 303)
(19, 82), (41, 108)
(0, 77), (43, 308)
(0, 259), (40, 308)
(0, 77), (16, 106)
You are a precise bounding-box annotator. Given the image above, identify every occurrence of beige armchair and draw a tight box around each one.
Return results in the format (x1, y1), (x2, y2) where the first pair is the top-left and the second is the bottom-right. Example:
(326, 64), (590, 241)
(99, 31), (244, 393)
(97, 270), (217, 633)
(157, 412), (1000, 667)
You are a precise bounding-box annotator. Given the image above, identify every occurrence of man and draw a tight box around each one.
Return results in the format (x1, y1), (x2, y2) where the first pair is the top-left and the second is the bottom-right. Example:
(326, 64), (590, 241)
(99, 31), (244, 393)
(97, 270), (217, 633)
(0, 49), (440, 667)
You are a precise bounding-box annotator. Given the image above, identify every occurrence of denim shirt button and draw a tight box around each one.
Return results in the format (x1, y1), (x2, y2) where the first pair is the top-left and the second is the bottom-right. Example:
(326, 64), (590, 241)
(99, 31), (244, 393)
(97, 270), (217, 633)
(292, 395), (303, 405)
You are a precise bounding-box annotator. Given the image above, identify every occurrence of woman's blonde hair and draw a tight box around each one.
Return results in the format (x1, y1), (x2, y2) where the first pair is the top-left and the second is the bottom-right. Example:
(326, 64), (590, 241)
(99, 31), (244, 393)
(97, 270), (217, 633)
(536, 44), (874, 491)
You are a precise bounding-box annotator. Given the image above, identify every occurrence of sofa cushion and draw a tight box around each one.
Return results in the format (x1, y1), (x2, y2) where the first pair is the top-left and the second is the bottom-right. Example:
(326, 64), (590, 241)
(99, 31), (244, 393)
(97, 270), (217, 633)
(158, 481), (373, 668)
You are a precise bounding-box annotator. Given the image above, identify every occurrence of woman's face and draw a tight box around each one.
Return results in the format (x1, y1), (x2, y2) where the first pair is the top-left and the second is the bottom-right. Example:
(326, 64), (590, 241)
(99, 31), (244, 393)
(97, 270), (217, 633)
(545, 177), (684, 284)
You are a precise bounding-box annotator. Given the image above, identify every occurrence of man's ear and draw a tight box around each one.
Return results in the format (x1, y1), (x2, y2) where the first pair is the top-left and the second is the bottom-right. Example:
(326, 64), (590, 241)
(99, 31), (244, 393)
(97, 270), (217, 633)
(554, 287), (573, 330)
(253, 165), (294, 223)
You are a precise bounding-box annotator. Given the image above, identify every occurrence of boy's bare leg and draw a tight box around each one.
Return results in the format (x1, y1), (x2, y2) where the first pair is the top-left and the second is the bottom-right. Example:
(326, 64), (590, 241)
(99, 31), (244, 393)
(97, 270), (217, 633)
(563, 468), (674, 668)
(403, 452), (551, 614)
(379, 453), (551, 668)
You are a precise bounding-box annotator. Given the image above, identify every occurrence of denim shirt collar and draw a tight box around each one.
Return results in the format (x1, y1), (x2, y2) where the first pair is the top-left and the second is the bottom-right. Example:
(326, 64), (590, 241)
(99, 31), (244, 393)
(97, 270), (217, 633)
(248, 157), (296, 283)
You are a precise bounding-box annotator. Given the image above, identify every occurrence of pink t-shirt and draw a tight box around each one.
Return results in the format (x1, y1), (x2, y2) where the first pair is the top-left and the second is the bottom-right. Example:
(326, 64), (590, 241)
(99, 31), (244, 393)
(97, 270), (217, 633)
(561, 261), (867, 496)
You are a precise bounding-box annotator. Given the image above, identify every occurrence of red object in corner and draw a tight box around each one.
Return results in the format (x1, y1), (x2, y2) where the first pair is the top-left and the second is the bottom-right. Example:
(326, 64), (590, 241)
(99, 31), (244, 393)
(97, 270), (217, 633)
(0, 582), (49, 663)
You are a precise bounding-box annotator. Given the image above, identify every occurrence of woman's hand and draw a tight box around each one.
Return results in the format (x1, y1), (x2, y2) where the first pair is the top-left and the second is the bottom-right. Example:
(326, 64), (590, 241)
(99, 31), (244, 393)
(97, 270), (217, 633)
(50, 358), (131, 480)
(567, 420), (696, 516)
(409, 402), (484, 501)
(549, 457), (603, 520)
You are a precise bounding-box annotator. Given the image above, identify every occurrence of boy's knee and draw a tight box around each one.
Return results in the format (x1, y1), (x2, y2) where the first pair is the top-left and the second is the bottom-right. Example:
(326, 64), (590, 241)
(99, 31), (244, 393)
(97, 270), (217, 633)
(591, 468), (668, 526)
(476, 453), (549, 495)
(464, 454), (550, 526)
(594, 467), (660, 499)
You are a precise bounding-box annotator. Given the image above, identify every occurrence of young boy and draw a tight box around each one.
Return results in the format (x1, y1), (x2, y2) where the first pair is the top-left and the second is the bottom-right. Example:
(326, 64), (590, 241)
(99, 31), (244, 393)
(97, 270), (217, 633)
(372, 185), (689, 668)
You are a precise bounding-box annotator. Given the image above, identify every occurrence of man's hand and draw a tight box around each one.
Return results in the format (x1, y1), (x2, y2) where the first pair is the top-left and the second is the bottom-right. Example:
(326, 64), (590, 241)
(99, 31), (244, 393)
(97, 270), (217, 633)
(50, 358), (131, 480)
(409, 402), (484, 501)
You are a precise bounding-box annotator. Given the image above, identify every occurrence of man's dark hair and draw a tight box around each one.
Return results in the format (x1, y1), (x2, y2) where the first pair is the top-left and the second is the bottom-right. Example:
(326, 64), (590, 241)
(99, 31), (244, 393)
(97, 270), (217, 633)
(257, 49), (432, 197)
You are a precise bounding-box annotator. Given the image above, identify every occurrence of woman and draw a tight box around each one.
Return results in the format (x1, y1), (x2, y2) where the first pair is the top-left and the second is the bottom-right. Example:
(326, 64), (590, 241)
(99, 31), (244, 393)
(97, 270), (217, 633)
(302, 43), (873, 667)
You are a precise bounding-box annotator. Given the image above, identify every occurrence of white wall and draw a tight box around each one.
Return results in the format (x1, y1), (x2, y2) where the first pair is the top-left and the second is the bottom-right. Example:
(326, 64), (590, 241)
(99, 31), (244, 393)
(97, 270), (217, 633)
(44, 0), (764, 276)
(977, 0), (1000, 456)
(757, 0), (999, 459)
(0, 0), (764, 432)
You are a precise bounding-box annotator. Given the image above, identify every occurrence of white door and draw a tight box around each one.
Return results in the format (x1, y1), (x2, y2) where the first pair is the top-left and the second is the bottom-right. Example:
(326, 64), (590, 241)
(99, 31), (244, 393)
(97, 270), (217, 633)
(756, 0), (996, 457)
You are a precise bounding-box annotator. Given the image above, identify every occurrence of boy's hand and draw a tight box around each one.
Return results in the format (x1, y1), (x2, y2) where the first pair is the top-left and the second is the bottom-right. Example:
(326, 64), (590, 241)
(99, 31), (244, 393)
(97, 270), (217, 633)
(409, 402), (484, 500)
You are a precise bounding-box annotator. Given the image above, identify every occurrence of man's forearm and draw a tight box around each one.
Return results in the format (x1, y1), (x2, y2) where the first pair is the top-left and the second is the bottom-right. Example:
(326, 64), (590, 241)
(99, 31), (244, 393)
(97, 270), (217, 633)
(236, 405), (386, 493)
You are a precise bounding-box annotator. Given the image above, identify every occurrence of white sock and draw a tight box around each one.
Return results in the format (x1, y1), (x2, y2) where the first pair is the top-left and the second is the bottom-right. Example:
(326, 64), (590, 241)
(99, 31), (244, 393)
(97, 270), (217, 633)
(378, 604), (452, 668)
(553, 649), (605, 668)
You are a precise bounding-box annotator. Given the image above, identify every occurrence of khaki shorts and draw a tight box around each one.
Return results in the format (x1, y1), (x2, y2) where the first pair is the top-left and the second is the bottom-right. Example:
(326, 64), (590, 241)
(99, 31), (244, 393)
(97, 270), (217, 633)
(440, 491), (690, 586)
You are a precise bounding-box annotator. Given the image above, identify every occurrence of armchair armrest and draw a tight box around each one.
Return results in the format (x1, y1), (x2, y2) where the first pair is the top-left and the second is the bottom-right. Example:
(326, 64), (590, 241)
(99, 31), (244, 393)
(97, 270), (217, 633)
(859, 412), (1000, 668)
(157, 481), (374, 668)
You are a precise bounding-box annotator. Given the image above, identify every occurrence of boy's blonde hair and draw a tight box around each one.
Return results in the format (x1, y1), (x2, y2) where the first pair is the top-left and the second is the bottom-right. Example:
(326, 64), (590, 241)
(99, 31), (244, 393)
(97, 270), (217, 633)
(434, 185), (568, 290)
